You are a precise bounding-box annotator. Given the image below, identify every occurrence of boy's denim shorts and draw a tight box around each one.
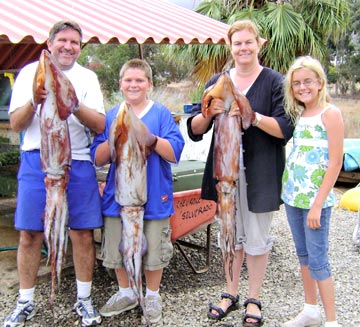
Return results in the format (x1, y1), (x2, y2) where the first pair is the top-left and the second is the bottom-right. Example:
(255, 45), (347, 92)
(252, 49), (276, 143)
(284, 203), (332, 281)
(101, 216), (173, 271)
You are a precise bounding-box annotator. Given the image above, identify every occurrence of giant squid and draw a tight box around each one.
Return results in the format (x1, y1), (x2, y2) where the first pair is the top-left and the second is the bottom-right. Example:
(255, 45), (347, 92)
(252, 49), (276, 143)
(109, 102), (157, 324)
(201, 72), (254, 280)
(33, 49), (78, 308)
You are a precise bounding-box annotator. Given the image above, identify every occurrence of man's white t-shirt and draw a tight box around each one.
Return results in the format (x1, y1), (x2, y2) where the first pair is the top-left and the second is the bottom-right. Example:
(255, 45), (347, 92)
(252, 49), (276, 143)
(9, 61), (105, 161)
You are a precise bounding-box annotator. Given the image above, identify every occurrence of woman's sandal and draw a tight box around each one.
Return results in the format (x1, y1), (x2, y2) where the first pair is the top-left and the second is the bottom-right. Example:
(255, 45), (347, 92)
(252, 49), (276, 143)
(242, 298), (263, 327)
(207, 293), (240, 320)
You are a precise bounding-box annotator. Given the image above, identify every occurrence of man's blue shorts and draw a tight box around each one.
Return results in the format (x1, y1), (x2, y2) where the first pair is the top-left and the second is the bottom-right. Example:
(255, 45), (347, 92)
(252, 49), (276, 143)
(15, 150), (103, 231)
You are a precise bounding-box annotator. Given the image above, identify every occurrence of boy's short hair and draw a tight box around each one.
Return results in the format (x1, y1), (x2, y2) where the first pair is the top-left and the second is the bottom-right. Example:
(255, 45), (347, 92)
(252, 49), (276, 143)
(119, 59), (153, 82)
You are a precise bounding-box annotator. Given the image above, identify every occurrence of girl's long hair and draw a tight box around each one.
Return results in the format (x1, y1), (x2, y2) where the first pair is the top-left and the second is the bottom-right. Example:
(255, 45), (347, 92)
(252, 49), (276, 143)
(284, 56), (330, 122)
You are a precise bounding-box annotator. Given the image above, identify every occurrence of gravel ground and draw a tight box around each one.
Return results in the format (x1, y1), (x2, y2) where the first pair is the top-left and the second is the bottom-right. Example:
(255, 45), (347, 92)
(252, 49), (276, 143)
(1, 187), (360, 327)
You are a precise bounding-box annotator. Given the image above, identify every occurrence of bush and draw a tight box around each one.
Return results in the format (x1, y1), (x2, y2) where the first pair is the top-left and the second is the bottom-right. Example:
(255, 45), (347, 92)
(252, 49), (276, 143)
(0, 149), (20, 167)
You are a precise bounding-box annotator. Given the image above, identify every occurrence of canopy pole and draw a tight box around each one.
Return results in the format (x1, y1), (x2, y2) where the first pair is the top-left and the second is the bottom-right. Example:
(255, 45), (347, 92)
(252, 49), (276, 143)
(138, 44), (143, 59)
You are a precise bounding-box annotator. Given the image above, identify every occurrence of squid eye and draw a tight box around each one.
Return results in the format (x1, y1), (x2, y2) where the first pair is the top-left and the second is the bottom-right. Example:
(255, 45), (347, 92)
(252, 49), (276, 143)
(207, 96), (214, 108)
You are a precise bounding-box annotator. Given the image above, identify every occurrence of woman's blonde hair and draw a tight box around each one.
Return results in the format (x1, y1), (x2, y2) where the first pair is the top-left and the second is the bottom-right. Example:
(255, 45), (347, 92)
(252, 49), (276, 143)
(284, 56), (330, 122)
(227, 19), (266, 46)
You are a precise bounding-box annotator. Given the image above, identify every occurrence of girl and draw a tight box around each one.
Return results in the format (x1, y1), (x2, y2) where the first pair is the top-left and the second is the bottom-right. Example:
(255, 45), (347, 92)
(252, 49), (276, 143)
(282, 56), (344, 327)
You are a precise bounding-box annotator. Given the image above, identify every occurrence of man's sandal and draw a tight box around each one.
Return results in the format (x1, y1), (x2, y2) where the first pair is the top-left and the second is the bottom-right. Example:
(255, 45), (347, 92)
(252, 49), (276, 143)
(207, 293), (240, 320)
(243, 298), (263, 327)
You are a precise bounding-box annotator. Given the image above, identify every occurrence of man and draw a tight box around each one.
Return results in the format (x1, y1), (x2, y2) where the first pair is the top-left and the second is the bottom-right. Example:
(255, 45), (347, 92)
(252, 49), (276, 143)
(4, 20), (105, 327)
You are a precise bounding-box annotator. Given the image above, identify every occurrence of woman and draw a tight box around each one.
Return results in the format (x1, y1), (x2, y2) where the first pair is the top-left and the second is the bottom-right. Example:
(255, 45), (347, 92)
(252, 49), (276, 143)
(187, 19), (294, 326)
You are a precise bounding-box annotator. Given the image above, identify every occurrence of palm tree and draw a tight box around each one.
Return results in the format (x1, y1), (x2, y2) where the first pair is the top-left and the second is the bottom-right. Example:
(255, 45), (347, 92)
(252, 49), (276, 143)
(167, 0), (350, 84)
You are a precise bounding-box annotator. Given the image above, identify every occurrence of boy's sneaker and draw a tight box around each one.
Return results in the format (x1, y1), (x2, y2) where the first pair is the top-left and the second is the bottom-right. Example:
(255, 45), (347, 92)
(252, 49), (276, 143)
(99, 291), (138, 317)
(3, 300), (35, 327)
(283, 310), (321, 327)
(73, 296), (101, 326)
(142, 295), (163, 325)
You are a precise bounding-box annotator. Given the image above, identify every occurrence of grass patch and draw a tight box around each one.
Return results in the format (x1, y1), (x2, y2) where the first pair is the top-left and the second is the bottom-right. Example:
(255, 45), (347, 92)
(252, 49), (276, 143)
(0, 136), (10, 143)
(105, 80), (196, 114)
(333, 98), (360, 138)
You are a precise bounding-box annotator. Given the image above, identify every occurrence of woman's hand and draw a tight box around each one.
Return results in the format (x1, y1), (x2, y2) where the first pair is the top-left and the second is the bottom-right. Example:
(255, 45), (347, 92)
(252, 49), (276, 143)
(202, 98), (225, 118)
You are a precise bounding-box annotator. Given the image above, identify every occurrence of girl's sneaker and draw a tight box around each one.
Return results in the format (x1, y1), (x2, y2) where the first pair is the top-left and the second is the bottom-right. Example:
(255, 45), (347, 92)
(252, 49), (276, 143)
(283, 310), (321, 327)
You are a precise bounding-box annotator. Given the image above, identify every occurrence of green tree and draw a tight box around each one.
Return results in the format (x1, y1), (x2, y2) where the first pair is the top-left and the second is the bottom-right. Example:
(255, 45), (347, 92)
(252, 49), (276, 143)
(78, 43), (192, 100)
(330, 0), (360, 96)
(168, 0), (350, 84)
(78, 44), (138, 99)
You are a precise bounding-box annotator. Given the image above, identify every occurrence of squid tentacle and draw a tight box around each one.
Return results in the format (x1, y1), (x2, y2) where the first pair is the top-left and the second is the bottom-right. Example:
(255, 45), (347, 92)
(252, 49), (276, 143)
(110, 103), (155, 326)
(35, 49), (75, 309)
(201, 72), (253, 282)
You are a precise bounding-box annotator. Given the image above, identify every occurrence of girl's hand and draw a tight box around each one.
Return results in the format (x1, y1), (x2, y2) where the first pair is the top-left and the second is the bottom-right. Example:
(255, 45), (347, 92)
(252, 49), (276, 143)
(307, 206), (322, 229)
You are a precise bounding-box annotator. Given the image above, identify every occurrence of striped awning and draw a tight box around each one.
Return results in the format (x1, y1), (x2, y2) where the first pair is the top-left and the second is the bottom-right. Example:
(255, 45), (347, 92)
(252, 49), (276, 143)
(0, 0), (229, 70)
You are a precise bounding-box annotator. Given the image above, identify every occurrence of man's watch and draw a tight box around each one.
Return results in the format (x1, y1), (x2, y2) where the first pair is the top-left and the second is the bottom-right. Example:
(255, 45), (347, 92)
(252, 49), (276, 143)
(252, 112), (262, 127)
(72, 103), (80, 113)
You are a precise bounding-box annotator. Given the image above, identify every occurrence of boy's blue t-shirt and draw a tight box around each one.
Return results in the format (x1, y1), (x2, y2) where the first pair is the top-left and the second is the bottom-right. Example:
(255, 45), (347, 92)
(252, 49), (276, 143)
(90, 102), (184, 219)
